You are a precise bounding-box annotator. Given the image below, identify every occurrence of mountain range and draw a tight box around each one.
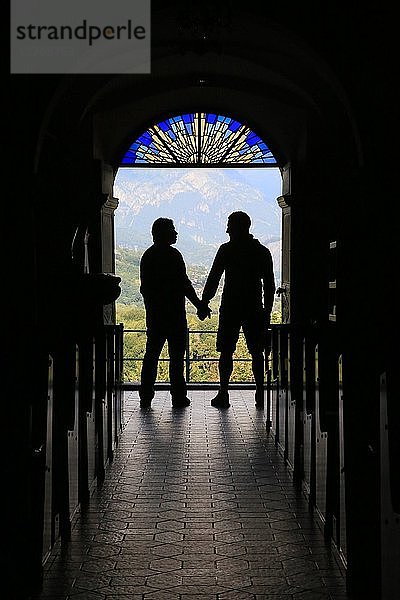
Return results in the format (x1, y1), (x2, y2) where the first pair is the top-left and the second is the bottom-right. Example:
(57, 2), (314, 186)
(114, 167), (282, 280)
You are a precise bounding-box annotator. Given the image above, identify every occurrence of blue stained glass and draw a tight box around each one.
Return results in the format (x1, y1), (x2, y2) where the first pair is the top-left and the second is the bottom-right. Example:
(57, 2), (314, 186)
(228, 121), (241, 132)
(138, 134), (149, 144)
(246, 133), (260, 144)
(120, 112), (277, 165)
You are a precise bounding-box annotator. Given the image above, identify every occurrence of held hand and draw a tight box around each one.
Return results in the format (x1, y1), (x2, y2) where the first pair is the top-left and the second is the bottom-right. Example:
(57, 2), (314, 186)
(197, 301), (211, 321)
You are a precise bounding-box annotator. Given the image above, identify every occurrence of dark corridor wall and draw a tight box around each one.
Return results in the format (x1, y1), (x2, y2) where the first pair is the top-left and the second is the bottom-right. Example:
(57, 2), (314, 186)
(7, 3), (398, 599)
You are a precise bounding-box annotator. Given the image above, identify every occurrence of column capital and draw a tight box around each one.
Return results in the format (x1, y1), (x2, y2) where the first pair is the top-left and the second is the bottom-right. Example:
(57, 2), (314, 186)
(102, 195), (119, 214)
(277, 194), (292, 209)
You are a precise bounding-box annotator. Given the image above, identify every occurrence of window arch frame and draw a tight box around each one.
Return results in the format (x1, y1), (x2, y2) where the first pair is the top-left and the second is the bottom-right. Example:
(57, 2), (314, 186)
(118, 111), (280, 168)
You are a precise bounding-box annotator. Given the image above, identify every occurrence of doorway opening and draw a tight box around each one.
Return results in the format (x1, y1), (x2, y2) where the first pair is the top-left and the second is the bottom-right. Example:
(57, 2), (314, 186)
(112, 112), (282, 385)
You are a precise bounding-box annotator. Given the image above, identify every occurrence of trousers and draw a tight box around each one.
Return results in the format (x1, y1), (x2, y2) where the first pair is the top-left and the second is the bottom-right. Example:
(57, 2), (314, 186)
(139, 321), (187, 401)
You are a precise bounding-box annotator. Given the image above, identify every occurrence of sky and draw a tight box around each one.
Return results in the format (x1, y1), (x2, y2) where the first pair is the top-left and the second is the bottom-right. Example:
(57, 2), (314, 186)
(114, 166), (282, 204)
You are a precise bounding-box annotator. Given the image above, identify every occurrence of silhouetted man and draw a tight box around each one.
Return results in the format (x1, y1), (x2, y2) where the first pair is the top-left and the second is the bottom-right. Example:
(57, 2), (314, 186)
(200, 211), (275, 408)
(139, 218), (210, 409)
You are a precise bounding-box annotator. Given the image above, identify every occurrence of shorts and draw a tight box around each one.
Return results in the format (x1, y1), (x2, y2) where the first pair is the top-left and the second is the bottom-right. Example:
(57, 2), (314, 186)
(216, 308), (267, 355)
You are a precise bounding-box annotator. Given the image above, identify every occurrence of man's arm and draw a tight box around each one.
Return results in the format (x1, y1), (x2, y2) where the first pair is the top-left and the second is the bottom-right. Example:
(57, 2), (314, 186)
(202, 246), (225, 303)
(182, 268), (211, 320)
(177, 252), (207, 311)
(184, 273), (203, 309)
(139, 252), (151, 299)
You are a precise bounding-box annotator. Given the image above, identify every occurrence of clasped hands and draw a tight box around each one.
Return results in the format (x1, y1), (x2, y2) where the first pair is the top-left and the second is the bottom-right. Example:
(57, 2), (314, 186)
(197, 299), (211, 321)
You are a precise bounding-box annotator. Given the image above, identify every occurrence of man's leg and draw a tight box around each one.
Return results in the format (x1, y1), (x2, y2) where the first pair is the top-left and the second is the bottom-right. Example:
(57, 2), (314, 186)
(210, 351), (233, 407)
(168, 330), (189, 406)
(211, 312), (239, 408)
(139, 328), (165, 407)
(218, 351), (234, 393)
(244, 313), (265, 407)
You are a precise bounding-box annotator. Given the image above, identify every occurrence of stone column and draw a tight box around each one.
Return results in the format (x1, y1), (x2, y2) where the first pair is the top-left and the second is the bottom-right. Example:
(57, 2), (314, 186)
(101, 195), (119, 325)
(277, 194), (292, 324)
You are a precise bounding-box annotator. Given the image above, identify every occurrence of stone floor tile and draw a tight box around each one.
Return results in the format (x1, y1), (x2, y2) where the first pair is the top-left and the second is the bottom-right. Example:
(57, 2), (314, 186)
(215, 557), (250, 572)
(34, 391), (349, 599)
(104, 592), (143, 600)
(287, 570), (330, 589)
(149, 556), (183, 571)
(246, 543), (281, 566)
(122, 530), (156, 540)
(180, 595), (218, 600)
(150, 543), (184, 557)
(214, 530), (246, 543)
(292, 592), (332, 600)
(251, 582), (295, 595)
(146, 572), (183, 588)
(80, 558), (117, 573)
(215, 543), (247, 557)
(92, 531), (125, 543)
(218, 591), (256, 599)
(156, 519), (185, 531)
(216, 572), (252, 588)
(270, 519), (302, 531)
(73, 572), (112, 589)
(254, 595), (292, 600)
(282, 556), (319, 574)
(183, 530), (215, 541)
(143, 592), (181, 599)
(67, 591), (106, 599)
(179, 584), (227, 595)
(181, 574), (218, 586)
(181, 541), (217, 553)
(100, 583), (149, 595)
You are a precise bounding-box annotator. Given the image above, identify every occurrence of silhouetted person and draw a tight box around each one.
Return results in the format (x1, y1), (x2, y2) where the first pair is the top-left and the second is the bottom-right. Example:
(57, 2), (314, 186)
(200, 211), (275, 408)
(139, 218), (210, 409)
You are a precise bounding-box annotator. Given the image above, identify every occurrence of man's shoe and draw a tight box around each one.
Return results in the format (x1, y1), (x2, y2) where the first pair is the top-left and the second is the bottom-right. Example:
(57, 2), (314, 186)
(211, 391), (230, 408)
(140, 399), (152, 409)
(139, 387), (153, 409)
(172, 397), (191, 408)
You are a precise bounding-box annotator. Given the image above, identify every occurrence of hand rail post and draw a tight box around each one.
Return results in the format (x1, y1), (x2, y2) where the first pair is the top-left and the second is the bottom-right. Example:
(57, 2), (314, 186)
(185, 328), (190, 384)
(266, 359), (272, 430)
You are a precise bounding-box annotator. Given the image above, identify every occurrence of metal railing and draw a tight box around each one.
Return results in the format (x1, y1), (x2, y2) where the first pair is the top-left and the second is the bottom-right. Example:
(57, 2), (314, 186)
(122, 327), (274, 385)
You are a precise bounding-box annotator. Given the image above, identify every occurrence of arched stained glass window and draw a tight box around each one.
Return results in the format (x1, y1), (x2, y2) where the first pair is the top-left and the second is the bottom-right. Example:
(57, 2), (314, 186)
(121, 112), (277, 166)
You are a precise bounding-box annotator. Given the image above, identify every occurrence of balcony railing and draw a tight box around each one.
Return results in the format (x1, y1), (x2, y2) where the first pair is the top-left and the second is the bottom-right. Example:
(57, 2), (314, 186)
(122, 327), (274, 386)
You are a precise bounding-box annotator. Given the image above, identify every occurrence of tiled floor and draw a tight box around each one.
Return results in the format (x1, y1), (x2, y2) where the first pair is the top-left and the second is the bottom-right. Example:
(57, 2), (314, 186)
(35, 390), (350, 599)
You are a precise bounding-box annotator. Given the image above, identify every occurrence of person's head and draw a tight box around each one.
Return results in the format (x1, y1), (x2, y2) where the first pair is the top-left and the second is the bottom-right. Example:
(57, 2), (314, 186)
(151, 218), (178, 245)
(226, 211), (251, 239)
